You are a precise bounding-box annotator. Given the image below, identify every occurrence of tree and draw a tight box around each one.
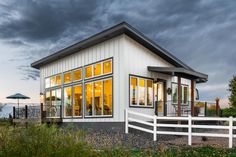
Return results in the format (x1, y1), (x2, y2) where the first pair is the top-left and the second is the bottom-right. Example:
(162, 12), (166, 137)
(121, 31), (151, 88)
(229, 76), (236, 108)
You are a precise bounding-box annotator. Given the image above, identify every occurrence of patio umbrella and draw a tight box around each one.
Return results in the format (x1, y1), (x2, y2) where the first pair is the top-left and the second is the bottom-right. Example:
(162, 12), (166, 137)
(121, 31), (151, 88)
(6, 93), (30, 111)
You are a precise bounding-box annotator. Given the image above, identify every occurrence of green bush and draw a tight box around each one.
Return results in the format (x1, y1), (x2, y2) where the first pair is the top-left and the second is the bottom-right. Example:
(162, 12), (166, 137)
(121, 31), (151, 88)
(0, 124), (96, 157)
(221, 108), (236, 117)
(1, 124), (236, 157)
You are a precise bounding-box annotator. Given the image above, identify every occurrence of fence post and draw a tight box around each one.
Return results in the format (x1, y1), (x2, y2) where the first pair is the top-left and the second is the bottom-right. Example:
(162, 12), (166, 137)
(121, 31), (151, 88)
(204, 102), (207, 116)
(25, 105), (28, 119)
(229, 116), (233, 148)
(125, 109), (128, 134)
(13, 106), (16, 119)
(188, 115), (192, 146)
(153, 115), (157, 141)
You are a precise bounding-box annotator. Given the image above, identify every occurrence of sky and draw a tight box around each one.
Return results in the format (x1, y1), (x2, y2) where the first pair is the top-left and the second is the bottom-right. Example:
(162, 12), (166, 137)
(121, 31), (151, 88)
(0, 0), (235, 106)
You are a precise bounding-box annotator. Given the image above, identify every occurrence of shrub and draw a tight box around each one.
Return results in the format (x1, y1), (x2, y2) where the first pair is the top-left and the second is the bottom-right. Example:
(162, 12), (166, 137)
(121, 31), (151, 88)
(221, 108), (236, 117)
(0, 124), (96, 157)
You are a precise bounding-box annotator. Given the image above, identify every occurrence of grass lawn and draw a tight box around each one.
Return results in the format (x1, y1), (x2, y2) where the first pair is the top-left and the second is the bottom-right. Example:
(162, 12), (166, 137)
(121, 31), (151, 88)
(0, 122), (236, 157)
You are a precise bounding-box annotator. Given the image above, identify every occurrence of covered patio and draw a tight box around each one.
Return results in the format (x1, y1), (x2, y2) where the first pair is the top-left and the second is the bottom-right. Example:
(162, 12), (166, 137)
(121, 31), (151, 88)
(148, 66), (208, 117)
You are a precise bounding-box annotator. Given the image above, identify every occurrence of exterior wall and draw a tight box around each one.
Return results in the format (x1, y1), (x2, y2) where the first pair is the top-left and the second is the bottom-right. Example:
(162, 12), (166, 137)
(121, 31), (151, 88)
(120, 35), (193, 120)
(39, 34), (195, 123)
(40, 35), (125, 122)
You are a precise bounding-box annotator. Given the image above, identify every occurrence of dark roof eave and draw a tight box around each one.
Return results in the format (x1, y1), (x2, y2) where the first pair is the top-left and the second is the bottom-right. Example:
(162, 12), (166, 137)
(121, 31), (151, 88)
(31, 22), (193, 70)
(148, 66), (208, 83)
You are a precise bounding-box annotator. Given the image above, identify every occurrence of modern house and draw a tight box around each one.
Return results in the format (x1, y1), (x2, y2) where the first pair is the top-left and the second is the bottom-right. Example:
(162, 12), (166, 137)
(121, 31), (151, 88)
(31, 22), (208, 126)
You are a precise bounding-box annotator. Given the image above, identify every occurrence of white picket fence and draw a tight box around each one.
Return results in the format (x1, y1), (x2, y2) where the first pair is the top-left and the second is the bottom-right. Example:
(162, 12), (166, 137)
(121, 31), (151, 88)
(125, 109), (236, 148)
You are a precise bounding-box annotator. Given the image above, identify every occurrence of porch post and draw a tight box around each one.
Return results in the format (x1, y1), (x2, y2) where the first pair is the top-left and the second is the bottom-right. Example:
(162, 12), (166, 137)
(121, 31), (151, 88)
(191, 80), (195, 116)
(177, 76), (181, 116)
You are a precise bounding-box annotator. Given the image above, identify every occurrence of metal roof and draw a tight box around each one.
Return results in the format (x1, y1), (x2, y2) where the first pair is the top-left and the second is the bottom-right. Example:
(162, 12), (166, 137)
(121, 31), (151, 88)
(31, 22), (194, 70)
(148, 66), (208, 83)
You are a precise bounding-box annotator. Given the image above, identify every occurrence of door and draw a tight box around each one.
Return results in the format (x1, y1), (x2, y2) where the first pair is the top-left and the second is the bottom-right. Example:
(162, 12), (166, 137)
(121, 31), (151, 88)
(154, 81), (166, 116)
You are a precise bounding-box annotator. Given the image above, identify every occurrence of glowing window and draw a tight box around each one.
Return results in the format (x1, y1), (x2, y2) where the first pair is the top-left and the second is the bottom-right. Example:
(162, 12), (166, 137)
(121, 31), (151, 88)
(64, 87), (72, 117)
(85, 83), (93, 116)
(55, 75), (61, 86)
(130, 77), (138, 105)
(85, 66), (93, 78)
(73, 85), (82, 116)
(103, 78), (112, 115)
(64, 72), (71, 84)
(50, 76), (56, 87)
(94, 81), (102, 115)
(139, 79), (145, 105)
(147, 80), (153, 106)
(103, 60), (112, 74)
(73, 69), (82, 81)
(94, 63), (102, 76)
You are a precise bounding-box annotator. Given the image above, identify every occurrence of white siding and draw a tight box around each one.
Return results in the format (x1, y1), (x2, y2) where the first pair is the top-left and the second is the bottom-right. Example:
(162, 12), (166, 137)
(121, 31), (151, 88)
(40, 35), (124, 122)
(118, 35), (192, 120)
(39, 34), (193, 123)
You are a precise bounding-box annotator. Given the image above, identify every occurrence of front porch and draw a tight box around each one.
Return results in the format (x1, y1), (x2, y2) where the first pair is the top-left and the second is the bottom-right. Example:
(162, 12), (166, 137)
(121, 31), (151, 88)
(148, 66), (210, 117)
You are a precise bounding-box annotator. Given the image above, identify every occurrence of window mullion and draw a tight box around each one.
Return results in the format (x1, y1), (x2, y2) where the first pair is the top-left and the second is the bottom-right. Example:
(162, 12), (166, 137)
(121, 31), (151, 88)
(102, 81), (104, 115)
(137, 77), (139, 106)
(145, 79), (147, 106)
(92, 83), (94, 116)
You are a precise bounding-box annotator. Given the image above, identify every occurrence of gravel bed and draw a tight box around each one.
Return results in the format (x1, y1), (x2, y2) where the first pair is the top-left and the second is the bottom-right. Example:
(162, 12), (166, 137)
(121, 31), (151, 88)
(83, 128), (236, 149)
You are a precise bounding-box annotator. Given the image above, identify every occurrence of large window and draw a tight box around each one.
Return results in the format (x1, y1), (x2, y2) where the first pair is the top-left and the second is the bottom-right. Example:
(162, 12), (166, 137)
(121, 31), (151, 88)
(85, 78), (112, 117)
(45, 88), (61, 117)
(171, 83), (189, 104)
(73, 85), (82, 117)
(45, 74), (61, 88)
(64, 87), (72, 117)
(44, 58), (113, 118)
(85, 59), (112, 79)
(129, 76), (153, 107)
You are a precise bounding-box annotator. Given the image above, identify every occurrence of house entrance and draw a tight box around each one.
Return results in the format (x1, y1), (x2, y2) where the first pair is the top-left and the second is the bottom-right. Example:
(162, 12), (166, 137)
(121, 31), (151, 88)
(154, 80), (166, 116)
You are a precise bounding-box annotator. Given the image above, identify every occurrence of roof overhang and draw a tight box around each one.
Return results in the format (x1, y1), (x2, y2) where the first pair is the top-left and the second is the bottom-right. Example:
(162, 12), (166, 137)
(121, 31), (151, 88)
(148, 66), (208, 83)
(31, 22), (193, 70)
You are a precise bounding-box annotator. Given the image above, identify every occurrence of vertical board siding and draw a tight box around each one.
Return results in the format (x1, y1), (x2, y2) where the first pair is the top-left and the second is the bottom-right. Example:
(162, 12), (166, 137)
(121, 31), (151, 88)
(40, 36), (123, 122)
(40, 34), (193, 123)
(119, 35), (176, 120)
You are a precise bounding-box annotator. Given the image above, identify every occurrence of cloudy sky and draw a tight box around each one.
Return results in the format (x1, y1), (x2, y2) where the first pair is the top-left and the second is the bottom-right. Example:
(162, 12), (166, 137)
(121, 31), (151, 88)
(0, 0), (235, 105)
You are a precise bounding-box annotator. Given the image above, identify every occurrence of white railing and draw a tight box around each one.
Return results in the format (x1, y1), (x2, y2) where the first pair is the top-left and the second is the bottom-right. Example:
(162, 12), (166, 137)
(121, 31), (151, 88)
(125, 109), (235, 148)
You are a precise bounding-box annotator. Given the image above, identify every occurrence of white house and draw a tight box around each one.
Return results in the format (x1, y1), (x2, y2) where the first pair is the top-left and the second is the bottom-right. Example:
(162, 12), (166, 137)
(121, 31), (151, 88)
(31, 22), (207, 126)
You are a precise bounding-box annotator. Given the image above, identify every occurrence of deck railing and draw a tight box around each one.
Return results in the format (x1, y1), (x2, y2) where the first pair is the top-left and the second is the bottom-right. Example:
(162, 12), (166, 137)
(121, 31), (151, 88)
(44, 105), (62, 118)
(13, 105), (40, 119)
(157, 101), (219, 117)
(125, 109), (234, 148)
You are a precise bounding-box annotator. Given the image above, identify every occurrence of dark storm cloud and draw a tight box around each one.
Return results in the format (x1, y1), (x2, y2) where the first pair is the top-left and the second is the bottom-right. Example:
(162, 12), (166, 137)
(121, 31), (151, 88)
(0, 0), (100, 42)
(0, 0), (235, 101)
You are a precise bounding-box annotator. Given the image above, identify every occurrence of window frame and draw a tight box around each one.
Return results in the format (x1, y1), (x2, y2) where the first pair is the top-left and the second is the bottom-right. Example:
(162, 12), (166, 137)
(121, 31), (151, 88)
(45, 74), (62, 89)
(44, 87), (62, 118)
(84, 76), (113, 118)
(84, 58), (113, 81)
(72, 68), (82, 82)
(171, 82), (189, 104)
(72, 83), (83, 118)
(43, 58), (113, 119)
(129, 74), (154, 108)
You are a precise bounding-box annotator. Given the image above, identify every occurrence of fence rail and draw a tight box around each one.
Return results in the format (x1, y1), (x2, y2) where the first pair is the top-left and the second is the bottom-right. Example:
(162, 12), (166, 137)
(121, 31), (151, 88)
(125, 109), (235, 148)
